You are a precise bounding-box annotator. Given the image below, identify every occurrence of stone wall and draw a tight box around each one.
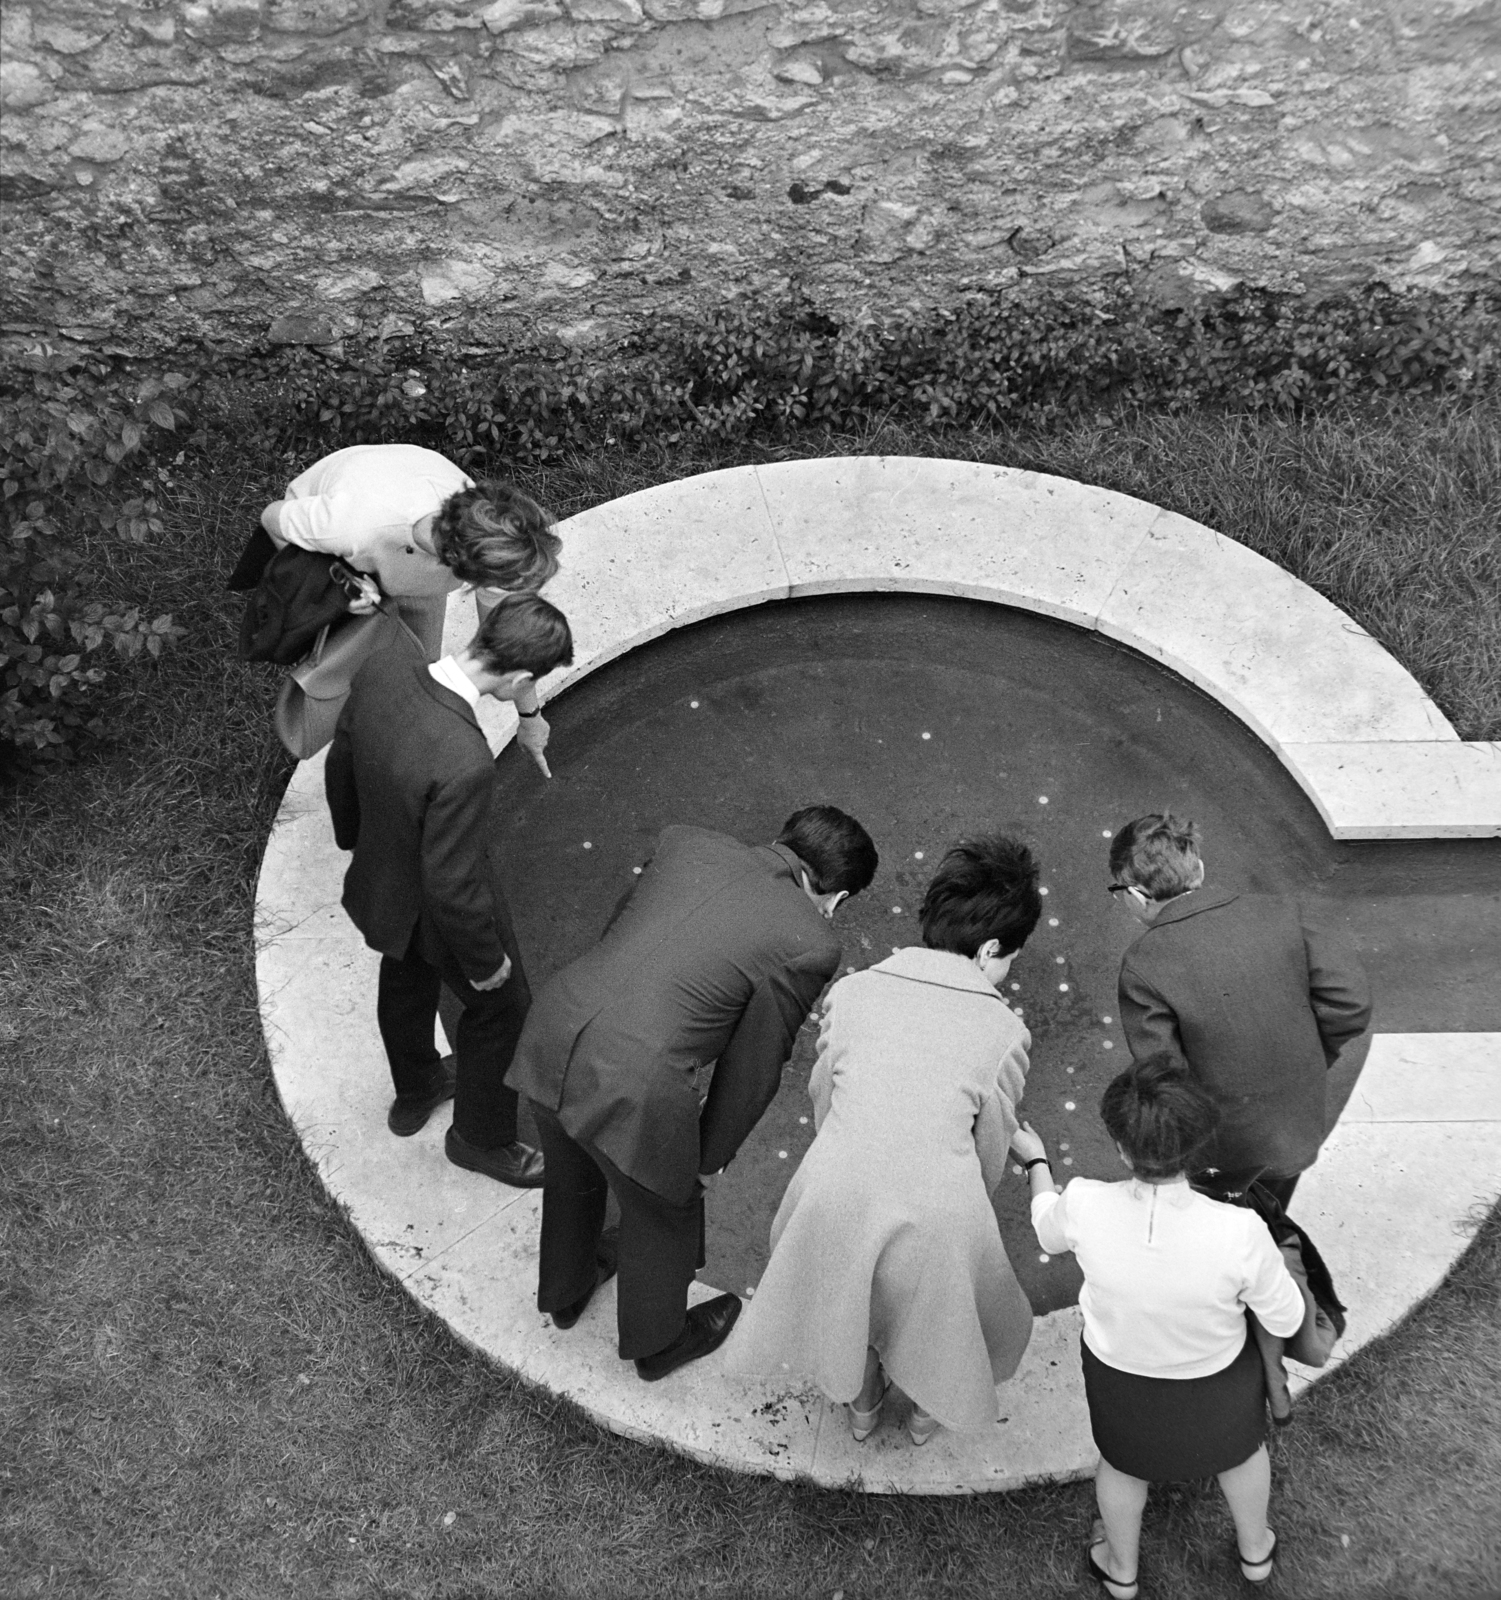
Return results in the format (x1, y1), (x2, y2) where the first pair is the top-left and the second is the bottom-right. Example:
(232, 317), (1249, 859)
(1, 0), (1497, 360)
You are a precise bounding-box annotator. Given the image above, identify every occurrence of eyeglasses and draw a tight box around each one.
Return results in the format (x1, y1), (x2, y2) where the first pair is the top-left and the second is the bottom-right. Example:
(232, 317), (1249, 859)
(1107, 883), (1149, 901)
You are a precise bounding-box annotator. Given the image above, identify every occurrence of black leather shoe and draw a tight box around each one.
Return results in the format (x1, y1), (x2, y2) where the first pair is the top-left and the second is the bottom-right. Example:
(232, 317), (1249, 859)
(550, 1230), (620, 1330)
(634, 1293), (742, 1382)
(444, 1127), (545, 1188)
(387, 1057), (456, 1137)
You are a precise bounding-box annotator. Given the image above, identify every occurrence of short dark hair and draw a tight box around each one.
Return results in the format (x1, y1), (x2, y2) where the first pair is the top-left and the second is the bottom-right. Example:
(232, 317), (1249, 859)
(469, 593), (574, 679)
(434, 481), (562, 591)
(1108, 813), (1202, 900)
(1099, 1052), (1219, 1181)
(777, 805), (878, 897)
(919, 834), (1043, 958)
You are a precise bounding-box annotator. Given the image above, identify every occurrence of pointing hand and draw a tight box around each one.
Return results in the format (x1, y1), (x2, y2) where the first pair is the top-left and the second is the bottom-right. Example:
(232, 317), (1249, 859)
(516, 711), (552, 779)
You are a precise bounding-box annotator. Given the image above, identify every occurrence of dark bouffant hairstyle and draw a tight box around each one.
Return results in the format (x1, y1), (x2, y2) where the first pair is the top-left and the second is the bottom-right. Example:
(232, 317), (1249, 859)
(919, 834), (1043, 959)
(1100, 1052), (1219, 1181)
(469, 592), (574, 680)
(1108, 813), (1202, 901)
(433, 481), (562, 591)
(777, 805), (879, 897)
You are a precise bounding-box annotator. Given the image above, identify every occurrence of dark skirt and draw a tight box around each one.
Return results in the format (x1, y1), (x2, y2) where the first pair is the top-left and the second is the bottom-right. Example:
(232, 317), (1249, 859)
(1081, 1333), (1266, 1482)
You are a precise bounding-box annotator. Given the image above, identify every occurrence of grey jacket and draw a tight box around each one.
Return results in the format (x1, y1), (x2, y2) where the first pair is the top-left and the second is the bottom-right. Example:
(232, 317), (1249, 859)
(1119, 890), (1372, 1178)
(507, 825), (841, 1203)
(324, 646), (519, 984)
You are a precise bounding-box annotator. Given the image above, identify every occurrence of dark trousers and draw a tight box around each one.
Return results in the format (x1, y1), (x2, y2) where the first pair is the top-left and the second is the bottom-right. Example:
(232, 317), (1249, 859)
(1196, 1167), (1300, 1212)
(376, 927), (530, 1148)
(531, 1103), (705, 1361)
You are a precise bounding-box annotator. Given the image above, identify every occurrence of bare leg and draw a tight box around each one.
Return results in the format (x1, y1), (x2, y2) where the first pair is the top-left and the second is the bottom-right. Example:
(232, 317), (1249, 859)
(1218, 1445), (1275, 1563)
(1093, 1459), (1148, 1588)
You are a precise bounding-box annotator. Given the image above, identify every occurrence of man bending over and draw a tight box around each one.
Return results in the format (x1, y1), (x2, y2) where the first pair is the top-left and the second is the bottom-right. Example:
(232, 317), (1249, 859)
(508, 806), (879, 1380)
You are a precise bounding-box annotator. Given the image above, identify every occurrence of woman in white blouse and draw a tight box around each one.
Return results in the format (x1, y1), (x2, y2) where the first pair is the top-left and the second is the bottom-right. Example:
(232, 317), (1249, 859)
(1015, 1053), (1303, 1599)
(261, 443), (561, 721)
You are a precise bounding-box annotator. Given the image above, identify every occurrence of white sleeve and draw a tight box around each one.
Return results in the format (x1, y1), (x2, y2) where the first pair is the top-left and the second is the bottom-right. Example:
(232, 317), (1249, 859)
(974, 1082), (1019, 1195)
(808, 1006), (836, 1132)
(1031, 1181), (1074, 1256)
(275, 490), (358, 555)
(994, 1023), (1030, 1105)
(1241, 1217), (1306, 1338)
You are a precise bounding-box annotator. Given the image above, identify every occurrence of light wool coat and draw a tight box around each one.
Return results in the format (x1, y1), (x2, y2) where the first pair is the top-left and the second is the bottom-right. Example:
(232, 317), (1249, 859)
(725, 946), (1035, 1431)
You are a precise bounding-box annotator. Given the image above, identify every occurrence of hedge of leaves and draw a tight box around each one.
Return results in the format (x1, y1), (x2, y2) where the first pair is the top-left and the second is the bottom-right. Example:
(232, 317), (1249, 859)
(1, 368), (189, 765)
(3, 281), (1497, 769)
(244, 283), (1500, 467)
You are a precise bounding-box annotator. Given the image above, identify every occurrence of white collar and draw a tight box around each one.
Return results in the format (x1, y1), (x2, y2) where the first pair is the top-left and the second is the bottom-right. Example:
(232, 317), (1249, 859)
(427, 655), (480, 710)
(1127, 1175), (1194, 1207)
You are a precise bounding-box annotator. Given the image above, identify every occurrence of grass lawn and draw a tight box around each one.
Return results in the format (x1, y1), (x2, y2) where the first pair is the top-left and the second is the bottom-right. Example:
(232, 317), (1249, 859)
(3, 396), (1499, 1600)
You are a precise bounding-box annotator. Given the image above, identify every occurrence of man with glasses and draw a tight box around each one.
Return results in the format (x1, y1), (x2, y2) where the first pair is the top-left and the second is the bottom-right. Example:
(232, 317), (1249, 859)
(1106, 814), (1371, 1209)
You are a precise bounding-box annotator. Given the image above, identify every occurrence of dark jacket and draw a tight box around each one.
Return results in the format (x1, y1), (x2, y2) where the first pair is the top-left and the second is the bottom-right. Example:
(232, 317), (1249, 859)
(1119, 890), (1372, 1179)
(324, 647), (513, 983)
(507, 825), (842, 1204)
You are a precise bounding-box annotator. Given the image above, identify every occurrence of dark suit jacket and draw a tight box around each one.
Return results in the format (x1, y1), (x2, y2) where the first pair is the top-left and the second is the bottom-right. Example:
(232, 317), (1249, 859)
(507, 825), (842, 1204)
(1118, 890), (1372, 1179)
(324, 646), (517, 984)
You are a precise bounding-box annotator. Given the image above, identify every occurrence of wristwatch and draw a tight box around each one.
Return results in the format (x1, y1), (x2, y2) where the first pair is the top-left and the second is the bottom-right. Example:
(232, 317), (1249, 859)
(517, 705), (542, 719)
(1022, 1156), (1051, 1172)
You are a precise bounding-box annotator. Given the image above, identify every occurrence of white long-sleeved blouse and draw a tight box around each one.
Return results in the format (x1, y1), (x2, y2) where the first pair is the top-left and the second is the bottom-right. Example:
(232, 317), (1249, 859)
(1033, 1176), (1304, 1379)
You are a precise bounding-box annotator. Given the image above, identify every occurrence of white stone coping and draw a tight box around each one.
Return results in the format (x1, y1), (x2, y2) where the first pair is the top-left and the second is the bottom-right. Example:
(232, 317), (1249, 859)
(450, 459), (1499, 840)
(258, 458), (1501, 1494)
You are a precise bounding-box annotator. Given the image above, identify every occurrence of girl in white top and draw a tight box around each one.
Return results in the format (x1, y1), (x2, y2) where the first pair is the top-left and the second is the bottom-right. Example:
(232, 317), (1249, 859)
(1015, 1053), (1304, 1600)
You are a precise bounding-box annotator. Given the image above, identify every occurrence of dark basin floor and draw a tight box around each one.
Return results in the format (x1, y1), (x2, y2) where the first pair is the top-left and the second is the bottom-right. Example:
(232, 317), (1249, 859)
(489, 595), (1501, 1315)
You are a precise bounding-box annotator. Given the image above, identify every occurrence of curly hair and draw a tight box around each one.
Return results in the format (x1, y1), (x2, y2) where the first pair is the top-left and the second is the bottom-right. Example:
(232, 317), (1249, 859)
(1100, 1052), (1219, 1180)
(432, 481), (561, 591)
(919, 834), (1043, 958)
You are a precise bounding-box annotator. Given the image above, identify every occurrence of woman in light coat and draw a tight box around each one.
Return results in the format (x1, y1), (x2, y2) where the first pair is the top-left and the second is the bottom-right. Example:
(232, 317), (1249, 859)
(725, 834), (1041, 1445)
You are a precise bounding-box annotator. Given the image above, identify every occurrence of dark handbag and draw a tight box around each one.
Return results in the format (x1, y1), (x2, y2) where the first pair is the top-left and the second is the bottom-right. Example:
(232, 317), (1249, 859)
(1236, 1180), (1347, 1356)
(272, 601), (427, 761)
(1195, 1177), (1346, 1422)
(227, 525), (278, 592)
(237, 539), (370, 667)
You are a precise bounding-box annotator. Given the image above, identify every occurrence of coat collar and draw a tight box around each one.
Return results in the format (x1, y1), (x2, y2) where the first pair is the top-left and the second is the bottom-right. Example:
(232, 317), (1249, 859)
(1144, 886), (1239, 930)
(411, 660), (480, 730)
(869, 945), (1004, 1000)
(760, 840), (811, 887)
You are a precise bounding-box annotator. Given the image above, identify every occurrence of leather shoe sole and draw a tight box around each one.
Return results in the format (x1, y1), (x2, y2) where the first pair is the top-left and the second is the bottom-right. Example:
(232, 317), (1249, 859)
(444, 1127), (545, 1188)
(387, 1057), (456, 1137)
(634, 1292), (741, 1382)
(550, 1230), (620, 1330)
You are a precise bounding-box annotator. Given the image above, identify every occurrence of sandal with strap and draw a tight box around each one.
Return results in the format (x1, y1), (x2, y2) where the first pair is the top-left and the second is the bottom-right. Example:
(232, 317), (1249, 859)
(1088, 1524), (1139, 1600)
(1238, 1530), (1277, 1584)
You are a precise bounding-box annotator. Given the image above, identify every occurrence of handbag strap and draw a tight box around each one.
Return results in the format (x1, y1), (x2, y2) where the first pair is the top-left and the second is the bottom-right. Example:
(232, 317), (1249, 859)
(373, 596), (431, 658)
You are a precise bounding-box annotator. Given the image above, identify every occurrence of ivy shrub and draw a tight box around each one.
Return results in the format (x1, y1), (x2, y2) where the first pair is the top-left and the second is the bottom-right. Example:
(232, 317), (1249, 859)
(3, 278), (1496, 771)
(1, 364), (189, 767)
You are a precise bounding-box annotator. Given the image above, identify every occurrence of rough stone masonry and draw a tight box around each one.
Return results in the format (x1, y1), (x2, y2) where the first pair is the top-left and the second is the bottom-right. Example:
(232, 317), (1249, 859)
(1, 0), (1497, 359)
